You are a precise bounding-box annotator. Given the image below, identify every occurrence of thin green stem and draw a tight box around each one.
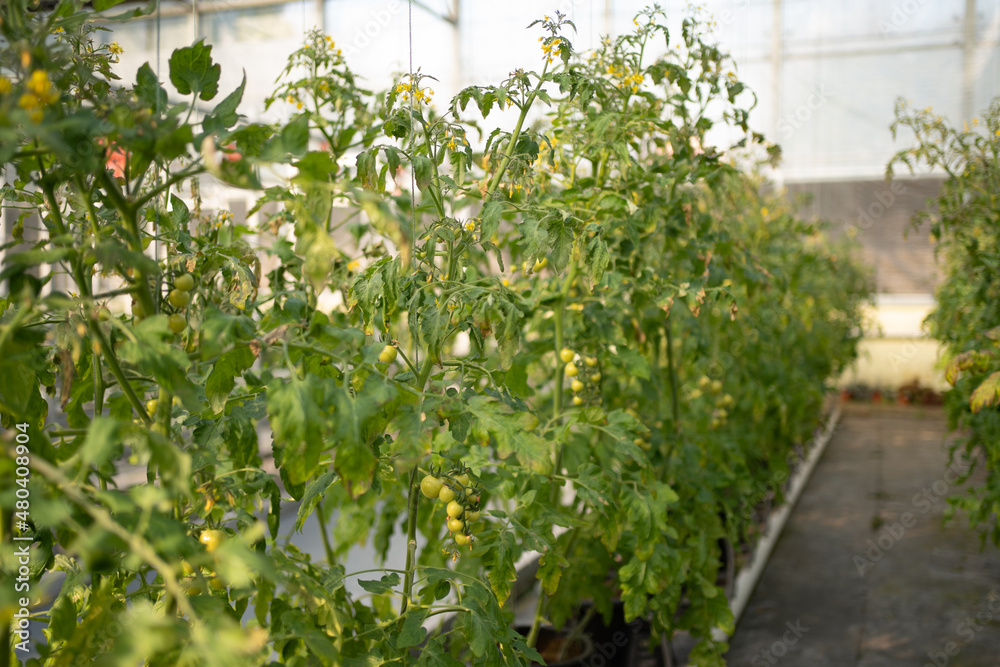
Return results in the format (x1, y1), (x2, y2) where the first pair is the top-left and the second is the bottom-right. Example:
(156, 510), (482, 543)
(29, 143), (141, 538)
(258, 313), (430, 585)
(527, 261), (578, 649)
(486, 60), (550, 197)
(315, 501), (336, 566)
(665, 313), (680, 431)
(88, 322), (151, 424)
(399, 468), (420, 616)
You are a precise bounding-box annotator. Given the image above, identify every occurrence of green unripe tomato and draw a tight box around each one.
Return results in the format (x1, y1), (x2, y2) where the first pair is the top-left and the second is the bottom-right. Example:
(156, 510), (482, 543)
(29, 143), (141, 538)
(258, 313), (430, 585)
(173, 273), (195, 292)
(447, 518), (465, 532)
(565, 362), (578, 377)
(446, 501), (464, 519)
(584, 356), (598, 367)
(420, 475), (444, 499)
(559, 348), (575, 364)
(97, 307), (112, 322)
(454, 472), (470, 487)
(571, 380), (584, 393)
(572, 395), (584, 406)
(168, 289), (191, 308)
(146, 399), (158, 416)
(132, 300), (147, 320)
(464, 510), (481, 522)
(454, 533), (471, 546)
(168, 313), (187, 334)
(438, 486), (456, 503)
(591, 373), (601, 383)
(378, 345), (398, 364)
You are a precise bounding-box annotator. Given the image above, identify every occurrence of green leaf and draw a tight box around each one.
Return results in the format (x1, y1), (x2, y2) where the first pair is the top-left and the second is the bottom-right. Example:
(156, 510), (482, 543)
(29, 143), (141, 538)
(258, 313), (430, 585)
(358, 573), (400, 595)
(264, 115), (309, 161)
(80, 417), (120, 468)
(480, 200), (504, 260)
(119, 316), (196, 400)
(615, 347), (650, 379)
(199, 309), (256, 360)
(465, 395), (550, 473)
(415, 641), (465, 667)
(348, 256), (400, 330)
(356, 150), (378, 190)
(334, 437), (377, 500)
(296, 150), (339, 182)
(204, 345), (256, 414)
(170, 194), (189, 227)
(168, 40), (221, 101)
(266, 376), (324, 487)
(295, 469), (339, 532)
(93, 0), (127, 9)
(586, 235), (611, 285)
(537, 551), (562, 596)
(203, 73), (246, 135)
(482, 530), (517, 604)
(396, 608), (429, 648)
(48, 593), (78, 643)
(135, 63), (168, 110)
(413, 155), (433, 190)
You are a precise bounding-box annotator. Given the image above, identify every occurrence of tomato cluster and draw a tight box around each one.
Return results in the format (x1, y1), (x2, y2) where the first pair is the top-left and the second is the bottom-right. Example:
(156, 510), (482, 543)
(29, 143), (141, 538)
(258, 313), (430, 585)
(166, 273), (195, 333)
(420, 469), (483, 550)
(561, 348), (600, 407)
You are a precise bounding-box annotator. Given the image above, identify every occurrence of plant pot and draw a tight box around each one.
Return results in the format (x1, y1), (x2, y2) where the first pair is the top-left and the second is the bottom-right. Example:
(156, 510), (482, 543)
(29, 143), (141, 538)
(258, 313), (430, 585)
(514, 626), (594, 666)
(579, 599), (641, 666)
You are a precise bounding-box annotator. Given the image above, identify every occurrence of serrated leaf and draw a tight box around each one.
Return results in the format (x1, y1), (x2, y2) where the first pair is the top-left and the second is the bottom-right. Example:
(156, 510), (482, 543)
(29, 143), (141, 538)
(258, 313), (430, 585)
(465, 395), (550, 473)
(203, 74), (245, 134)
(266, 376), (324, 487)
(204, 345), (255, 414)
(537, 551), (562, 596)
(135, 63), (168, 110)
(358, 573), (400, 595)
(295, 469), (338, 532)
(168, 40), (221, 101)
(483, 530), (517, 604)
(970, 371), (1000, 413)
(480, 200), (503, 247)
(396, 608), (429, 648)
(80, 417), (120, 468)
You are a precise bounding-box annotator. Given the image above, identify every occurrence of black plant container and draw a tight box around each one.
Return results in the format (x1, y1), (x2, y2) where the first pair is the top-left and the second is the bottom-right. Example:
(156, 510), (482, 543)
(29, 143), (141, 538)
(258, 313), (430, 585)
(514, 625), (596, 666)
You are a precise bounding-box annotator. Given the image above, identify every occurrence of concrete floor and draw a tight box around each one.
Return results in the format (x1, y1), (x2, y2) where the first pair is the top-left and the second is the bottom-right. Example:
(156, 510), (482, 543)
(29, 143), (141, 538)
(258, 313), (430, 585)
(726, 404), (1000, 667)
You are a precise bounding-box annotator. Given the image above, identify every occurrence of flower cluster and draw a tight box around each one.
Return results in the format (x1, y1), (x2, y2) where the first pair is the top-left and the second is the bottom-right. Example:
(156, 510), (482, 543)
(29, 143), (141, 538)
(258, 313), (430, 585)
(395, 80), (433, 104)
(18, 70), (59, 122)
(323, 35), (343, 57)
(540, 36), (564, 64)
(606, 63), (644, 92)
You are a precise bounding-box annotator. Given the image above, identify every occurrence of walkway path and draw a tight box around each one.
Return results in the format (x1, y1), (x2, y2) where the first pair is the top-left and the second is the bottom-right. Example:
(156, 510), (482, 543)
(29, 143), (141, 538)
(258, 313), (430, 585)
(725, 404), (1000, 666)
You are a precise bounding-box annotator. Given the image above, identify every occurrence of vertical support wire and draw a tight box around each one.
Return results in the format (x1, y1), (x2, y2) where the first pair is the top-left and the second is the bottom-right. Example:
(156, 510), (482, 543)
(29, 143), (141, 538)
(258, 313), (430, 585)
(153, 0), (162, 267)
(408, 0), (418, 368)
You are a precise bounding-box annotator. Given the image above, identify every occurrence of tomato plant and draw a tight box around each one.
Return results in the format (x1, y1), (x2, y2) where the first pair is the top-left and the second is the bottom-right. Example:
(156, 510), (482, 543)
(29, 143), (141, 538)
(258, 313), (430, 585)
(0, 1), (870, 665)
(889, 99), (1000, 546)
